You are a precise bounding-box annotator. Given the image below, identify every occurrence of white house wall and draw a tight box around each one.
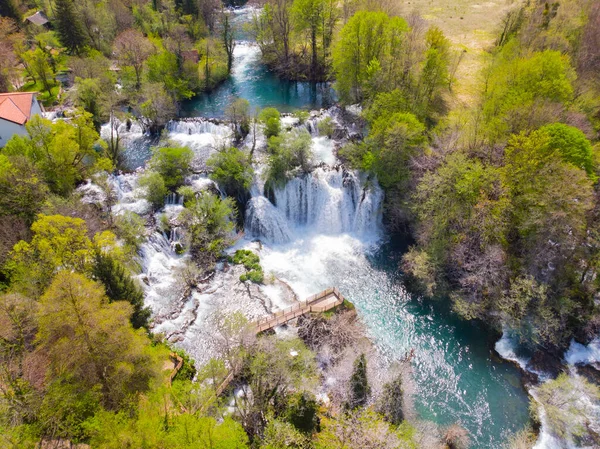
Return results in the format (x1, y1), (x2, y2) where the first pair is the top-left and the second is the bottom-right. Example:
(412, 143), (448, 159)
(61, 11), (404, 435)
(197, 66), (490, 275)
(0, 119), (27, 147)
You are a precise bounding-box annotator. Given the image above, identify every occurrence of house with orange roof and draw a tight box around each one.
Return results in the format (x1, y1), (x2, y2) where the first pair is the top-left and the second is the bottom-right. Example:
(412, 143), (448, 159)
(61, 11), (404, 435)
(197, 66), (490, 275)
(0, 92), (44, 147)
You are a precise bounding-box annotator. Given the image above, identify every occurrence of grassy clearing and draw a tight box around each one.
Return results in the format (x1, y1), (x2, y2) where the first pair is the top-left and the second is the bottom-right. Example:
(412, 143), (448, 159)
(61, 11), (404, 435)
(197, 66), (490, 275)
(396, 0), (517, 107)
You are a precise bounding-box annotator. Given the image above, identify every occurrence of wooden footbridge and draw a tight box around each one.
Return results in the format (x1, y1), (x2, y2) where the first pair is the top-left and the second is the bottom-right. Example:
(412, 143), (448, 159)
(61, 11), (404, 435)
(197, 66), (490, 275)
(192, 287), (346, 407)
(254, 287), (345, 333)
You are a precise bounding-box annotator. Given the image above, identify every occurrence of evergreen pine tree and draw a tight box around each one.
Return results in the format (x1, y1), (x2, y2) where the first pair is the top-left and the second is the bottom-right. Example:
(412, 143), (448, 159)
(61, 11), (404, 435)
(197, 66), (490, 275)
(54, 0), (88, 54)
(0, 0), (21, 21)
(348, 353), (370, 409)
(377, 374), (404, 425)
(92, 251), (151, 329)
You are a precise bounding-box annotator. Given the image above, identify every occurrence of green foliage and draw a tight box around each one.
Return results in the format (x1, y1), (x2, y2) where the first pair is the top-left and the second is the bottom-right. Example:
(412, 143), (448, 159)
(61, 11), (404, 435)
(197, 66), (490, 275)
(377, 373), (404, 425)
(207, 146), (254, 201)
(226, 98), (251, 139)
(317, 116), (335, 138)
(8, 215), (94, 296)
(92, 251), (151, 329)
(333, 11), (408, 103)
(113, 211), (147, 253)
(347, 353), (370, 409)
(533, 373), (600, 442)
(170, 348), (197, 382)
(0, 155), (49, 223)
(285, 392), (320, 433)
(367, 112), (426, 189)
(266, 129), (313, 187)
(482, 47), (575, 142)
(260, 108), (282, 138)
(146, 50), (194, 100)
(38, 272), (159, 409)
(232, 249), (264, 283)
(149, 146), (194, 190)
(539, 123), (596, 179)
(179, 193), (236, 268)
(3, 112), (101, 196)
(73, 77), (105, 130)
(138, 171), (168, 210)
(54, 0), (89, 54)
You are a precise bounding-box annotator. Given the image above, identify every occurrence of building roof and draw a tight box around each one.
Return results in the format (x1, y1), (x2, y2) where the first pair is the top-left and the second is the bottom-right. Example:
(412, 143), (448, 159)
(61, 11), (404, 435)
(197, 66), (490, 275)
(25, 11), (49, 26)
(0, 93), (37, 125)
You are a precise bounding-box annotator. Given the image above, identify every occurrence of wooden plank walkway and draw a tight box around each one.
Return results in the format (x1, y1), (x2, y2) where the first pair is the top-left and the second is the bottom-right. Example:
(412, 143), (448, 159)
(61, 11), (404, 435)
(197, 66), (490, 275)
(201, 287), (345, 408)
(254, 287), (345, 333)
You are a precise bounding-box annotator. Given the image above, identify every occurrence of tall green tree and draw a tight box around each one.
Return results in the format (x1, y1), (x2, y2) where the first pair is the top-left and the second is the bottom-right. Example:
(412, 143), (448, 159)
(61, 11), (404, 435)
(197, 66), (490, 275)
(92, 251), (151, 329)
(37, 272), (159, 409)
(347, 353), (370, 409)
(292, 0), (325, 78)
(54, 0), (89, 54)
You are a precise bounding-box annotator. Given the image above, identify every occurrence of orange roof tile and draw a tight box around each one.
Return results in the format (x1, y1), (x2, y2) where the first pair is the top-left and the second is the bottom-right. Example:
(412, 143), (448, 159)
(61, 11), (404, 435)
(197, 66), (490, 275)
(0, 93), (36, 125)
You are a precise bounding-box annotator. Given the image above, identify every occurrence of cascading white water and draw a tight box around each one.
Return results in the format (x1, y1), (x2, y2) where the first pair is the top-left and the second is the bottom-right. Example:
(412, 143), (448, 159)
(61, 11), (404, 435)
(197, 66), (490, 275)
(167, 119), (233, 168)
(495, 332), (600, 449)
(245, 167), (382, 244)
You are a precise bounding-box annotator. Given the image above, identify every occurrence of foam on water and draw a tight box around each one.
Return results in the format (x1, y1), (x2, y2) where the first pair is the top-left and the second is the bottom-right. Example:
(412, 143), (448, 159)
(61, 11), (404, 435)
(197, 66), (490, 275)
(565, 338), (600, 365)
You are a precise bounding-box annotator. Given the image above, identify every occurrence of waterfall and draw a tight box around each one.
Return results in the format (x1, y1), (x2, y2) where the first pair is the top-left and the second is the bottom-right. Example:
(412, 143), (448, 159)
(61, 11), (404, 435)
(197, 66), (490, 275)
(166, 119), (233, 168)
(245, 167), (383, 243)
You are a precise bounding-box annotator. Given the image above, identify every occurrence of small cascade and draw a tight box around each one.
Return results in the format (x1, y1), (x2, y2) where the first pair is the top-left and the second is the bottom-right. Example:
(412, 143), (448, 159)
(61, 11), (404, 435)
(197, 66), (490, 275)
(100, 118), (155, 170)
(166, 192), (184, 206)
(245, 196), (293, 244)
(166, 119), (233, 168)
(167, 119), (232, 136)
(245, 167), (382, 243)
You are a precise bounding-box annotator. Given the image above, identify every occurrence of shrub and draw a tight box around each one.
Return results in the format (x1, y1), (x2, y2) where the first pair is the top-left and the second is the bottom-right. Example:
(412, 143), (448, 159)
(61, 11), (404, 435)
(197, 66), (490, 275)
(260, 107), (282, 138)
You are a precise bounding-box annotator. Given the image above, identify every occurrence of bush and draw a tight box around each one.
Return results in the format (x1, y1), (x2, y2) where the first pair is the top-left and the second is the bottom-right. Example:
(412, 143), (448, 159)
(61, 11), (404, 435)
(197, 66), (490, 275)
(138, 171), (167, 210)
(260, 107), (281, 138)
(285, 392), (320, 433)
(149, 146), (194, 190)
(232, 249), (264, 283)
(318, 116), (335, 138)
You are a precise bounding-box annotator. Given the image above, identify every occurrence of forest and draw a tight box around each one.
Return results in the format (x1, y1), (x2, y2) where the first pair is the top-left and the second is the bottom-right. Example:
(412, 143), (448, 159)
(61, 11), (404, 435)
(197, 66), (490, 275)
(1, 0), (600, 447)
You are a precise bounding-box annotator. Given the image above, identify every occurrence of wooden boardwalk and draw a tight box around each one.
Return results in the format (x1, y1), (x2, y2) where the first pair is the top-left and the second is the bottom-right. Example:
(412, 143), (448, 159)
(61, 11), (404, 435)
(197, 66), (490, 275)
(254, 287), (345, 333)
(201, 287), (345, 406)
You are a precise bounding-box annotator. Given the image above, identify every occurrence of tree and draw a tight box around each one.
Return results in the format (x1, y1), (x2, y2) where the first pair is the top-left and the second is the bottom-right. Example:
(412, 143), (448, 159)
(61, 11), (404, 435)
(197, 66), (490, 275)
(503, 130), (594, 280)
(3, 111), (101, 196)
(259, 108), (281, 138)
(0, 155), (48, 223)
(266, 129), (313, 187)
(377, 373), (404, 425)
(37, 272), (158, 409)
(113, 29), (155, 90)
(138, 171), (168, 210)
(292, 0), (326, 78)
(149, 146), (194, 190)
(179, 192), (236, 269)
(146, 50), (194, 100)
(92, 251), (151, 329)
(482, 49), (575, 143)
(347, 353), (369, 409)
(54, 0), (89, 54)
(539, 123), (596, 179)
(226, 98), (251, 139)
(416, 26), (451, 121)
(73, 77), (105, 130)
(332, 11), (408, 103)
(207, 146), (254, 206)
(221, 11), (236, 73)
(22, 48), (54, 95)
(140, 82), (177, 134)
(285, 392), (320, 433)
(367, 112), (426, 189)
(534, 373), (600, 443)
(9, 215), (94, 296)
